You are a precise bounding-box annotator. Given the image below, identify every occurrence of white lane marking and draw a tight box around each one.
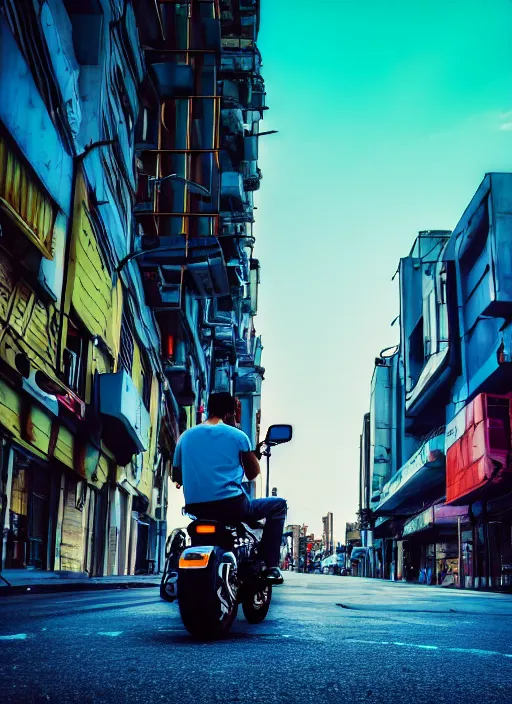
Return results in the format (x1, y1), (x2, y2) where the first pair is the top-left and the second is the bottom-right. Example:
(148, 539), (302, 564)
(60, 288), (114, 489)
(448, 647), (500, 656)
(0, 634), (27, 640)
(346, 639), (510, 658)
(97, 631), (123, 637)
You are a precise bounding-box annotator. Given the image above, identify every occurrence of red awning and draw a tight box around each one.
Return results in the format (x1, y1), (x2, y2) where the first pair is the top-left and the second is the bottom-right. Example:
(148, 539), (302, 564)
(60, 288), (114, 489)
(446, 393), (512, 504)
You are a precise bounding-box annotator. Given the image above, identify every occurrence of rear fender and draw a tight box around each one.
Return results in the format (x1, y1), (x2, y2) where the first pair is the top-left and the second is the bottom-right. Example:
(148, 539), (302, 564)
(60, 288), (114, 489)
(179, 546), (215, 569)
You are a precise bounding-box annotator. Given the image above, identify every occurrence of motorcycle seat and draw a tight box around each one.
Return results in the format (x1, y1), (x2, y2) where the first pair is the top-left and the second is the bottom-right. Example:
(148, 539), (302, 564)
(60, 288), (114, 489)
(184, 514), (266, 531)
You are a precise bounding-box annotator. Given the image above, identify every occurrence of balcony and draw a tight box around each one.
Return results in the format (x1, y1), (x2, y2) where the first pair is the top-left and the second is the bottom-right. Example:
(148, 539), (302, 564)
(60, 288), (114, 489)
(220, 171), (245, 208)
(373, 432), (446, 516)
(213, 324), (236, 353)
(235, 363), (263, 394)
(165, 367), (196, 407)
(454, 173), (512, 396)
(220, 44), (261, 75)
(399, 231), (454, 418)
(241, 161), (261, 191)
(99, 371), (150, 467)
(212, 357), (232, 392)
(445, 393), (512, 505)
(0, 132), (58, 260)
(137, 235), (230, 307)
(456, 174), (512, 321)
(369, 354), (398, 497)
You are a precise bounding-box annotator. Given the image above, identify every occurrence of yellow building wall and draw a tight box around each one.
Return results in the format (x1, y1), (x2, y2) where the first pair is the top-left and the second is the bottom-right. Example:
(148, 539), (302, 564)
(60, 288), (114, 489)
(63, 171), (121, 362)
(0, 253), (59, 380)
(0, 134), (55, 259)
(137, 377), (160, 508)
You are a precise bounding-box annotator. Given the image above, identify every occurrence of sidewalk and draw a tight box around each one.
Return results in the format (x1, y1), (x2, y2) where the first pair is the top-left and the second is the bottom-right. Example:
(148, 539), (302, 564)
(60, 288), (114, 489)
(0, 569), (161, 596)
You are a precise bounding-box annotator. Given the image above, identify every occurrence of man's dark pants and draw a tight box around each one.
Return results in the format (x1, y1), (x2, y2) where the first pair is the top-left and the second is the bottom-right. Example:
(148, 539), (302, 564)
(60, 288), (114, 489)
(185, 494), (287, 568)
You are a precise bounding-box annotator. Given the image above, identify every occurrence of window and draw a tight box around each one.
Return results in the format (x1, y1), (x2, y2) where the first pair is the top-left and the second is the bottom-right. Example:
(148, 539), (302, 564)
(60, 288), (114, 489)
(141, 356), (152, 411)
(118, 312), (134, 374)
(64, 319), (89, 397)
(408, 317), (425, 387)
(424, 290), (437, 358)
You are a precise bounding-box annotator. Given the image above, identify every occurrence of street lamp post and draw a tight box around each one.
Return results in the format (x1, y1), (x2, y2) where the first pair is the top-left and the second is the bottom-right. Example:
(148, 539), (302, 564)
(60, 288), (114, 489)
(264, 445), (271, 498)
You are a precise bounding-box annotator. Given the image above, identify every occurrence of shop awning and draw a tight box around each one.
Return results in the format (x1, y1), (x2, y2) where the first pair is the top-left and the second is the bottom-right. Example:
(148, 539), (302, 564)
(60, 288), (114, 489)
(403, 504), (469, 537)
(374, 433), (446, 515)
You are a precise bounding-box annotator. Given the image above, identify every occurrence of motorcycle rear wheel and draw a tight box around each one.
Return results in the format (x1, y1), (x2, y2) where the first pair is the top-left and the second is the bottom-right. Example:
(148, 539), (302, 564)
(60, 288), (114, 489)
(160, 529), (186, 602)
(242, 585), (272, 624)
(178, 554), (238, 640)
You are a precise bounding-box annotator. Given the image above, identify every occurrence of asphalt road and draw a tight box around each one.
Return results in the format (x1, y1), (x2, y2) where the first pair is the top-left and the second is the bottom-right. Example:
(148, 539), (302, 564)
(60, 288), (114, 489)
(1, 573), (512, 704)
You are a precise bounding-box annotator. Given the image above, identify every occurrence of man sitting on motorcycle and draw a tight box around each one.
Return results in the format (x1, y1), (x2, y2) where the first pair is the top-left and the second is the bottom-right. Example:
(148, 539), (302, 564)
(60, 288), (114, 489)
(172, 392), (287, 584)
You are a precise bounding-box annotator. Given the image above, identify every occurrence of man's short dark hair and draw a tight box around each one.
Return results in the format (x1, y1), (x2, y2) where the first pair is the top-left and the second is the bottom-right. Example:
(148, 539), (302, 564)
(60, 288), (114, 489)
(208, 392), (236, 419)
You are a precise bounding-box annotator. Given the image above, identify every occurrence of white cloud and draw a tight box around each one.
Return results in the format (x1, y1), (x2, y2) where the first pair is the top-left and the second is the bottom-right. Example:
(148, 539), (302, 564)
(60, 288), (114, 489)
(499, 111), (512, 131)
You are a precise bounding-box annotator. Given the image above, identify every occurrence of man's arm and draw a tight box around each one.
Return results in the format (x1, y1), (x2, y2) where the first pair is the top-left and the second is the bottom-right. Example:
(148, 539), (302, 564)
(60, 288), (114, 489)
(171, 465), (182, 487)
(240, 451), (261, 481)
(171, 437), (183, 488)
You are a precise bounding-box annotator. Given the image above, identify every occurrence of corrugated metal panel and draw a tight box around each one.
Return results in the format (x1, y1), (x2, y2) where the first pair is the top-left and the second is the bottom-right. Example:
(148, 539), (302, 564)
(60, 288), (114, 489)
(0, 134), (56, 259)
(0, 382), (50, 461)
(132, 341), (144, 396)
(54, 425), (74, 470)
(26, 406), (52, 456)
(0, 380), (22, 438)
(10, 467), (28, 516)
(0, 253), (58, 379)
(68, 173), (118, 354)
(108, 525), (118, 575)
(0, 254), (15, 321)
(60, 478), (85, 572)
(96, 453), (110, 487)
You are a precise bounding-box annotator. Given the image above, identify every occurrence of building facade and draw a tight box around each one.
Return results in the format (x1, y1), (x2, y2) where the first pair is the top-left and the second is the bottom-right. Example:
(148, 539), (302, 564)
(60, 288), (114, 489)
(0, 0), (267, 577)
(358, 175), (512, 590)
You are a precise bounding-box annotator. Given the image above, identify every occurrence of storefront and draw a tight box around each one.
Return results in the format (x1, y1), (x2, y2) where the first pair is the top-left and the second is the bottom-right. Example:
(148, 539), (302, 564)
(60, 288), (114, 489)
(402, 504), (469, 586)
(468, 494), (512, 590)
(5, 448), (60, 570)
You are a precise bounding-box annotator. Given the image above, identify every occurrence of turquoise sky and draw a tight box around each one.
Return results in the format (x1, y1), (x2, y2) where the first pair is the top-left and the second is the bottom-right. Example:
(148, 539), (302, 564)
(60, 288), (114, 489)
(254, 0), (512, 540)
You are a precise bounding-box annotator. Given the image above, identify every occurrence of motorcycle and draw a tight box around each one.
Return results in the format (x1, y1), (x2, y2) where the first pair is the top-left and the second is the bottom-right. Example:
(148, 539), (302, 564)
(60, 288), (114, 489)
(160, 515), (271, 639)
(160, 424), (293, 639)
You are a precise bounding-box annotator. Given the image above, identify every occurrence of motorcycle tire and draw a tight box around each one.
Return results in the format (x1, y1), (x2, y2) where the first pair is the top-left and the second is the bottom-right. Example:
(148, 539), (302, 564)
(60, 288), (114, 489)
(160, 529), (187, 602)
(178, 551), (238, 640)
(160, 566), (178, 602)
(242, 585), (272, 624)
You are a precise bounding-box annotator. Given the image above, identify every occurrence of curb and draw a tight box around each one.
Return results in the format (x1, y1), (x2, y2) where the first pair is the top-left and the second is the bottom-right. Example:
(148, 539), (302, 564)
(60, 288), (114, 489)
(0, 580), (161, 597)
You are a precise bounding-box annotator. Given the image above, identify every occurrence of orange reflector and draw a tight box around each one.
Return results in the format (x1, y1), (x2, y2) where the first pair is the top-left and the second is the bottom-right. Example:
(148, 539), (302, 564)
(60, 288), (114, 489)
(179, 551), (210, 569)
(196, 524), (216, 534)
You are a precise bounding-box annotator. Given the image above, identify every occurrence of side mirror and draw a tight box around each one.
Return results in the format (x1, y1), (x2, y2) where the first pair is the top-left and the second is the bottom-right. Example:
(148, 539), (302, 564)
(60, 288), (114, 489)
(265, 424), (293, 446)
